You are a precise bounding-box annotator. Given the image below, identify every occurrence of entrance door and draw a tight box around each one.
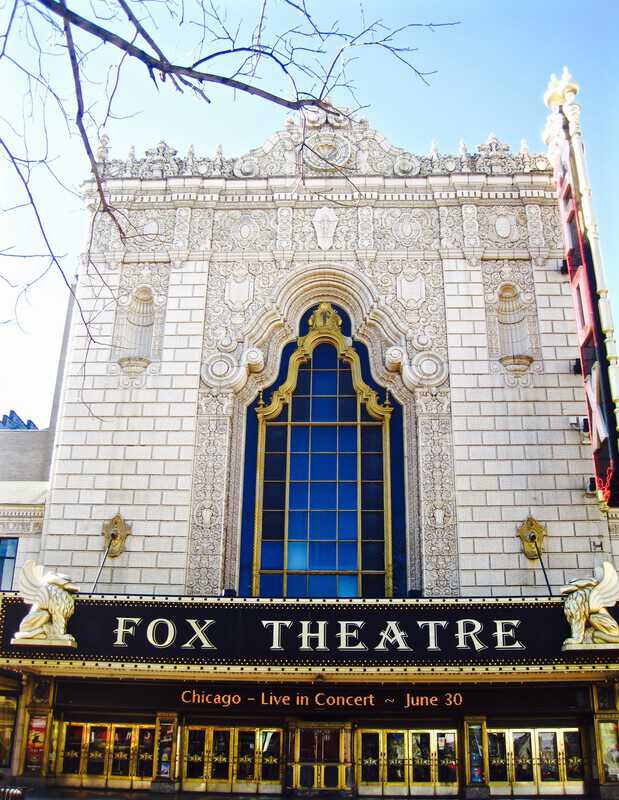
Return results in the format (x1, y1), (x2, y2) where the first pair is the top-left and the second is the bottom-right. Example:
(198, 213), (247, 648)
(357, 729), (458, 796)
(488, 727), (585, 796)
(57, 722), (156, 789)
(293, 727), (345, 791)
(182, 726), (283, 793)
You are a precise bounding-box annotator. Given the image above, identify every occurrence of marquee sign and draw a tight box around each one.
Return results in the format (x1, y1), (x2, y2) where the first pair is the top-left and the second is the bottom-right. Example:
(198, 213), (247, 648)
(1, 593), (618, 673)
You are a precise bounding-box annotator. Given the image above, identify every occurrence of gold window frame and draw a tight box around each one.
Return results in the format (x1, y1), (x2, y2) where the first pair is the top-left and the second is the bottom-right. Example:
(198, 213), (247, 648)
(252, 303), (393, 597)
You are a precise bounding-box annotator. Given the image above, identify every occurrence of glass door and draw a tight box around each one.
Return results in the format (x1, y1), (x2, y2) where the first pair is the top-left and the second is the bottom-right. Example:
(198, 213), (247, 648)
(184, 727), (207, 783)
(294, 727), (344, 790)
(488, 727), (585, 796)
(60, 723), (85, 777)
(209, 729), (233, 785)
(109, 726), (133, 779)
(259, 729), (282, 785)
(235, 730), (257, 785)
(85, 725), (109, 777)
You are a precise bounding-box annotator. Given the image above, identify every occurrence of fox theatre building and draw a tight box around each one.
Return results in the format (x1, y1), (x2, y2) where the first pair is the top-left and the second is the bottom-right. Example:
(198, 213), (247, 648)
(2, 69), (619, 798)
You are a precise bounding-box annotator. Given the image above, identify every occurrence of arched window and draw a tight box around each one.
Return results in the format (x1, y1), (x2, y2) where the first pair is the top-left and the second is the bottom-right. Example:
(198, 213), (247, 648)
(117, 286), (155, 375)
(497, 284), (533, 374)
(251, 303), (394, 599)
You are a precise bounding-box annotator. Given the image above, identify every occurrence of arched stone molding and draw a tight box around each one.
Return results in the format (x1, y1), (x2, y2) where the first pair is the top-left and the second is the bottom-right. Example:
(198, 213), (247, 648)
(188, 261), (460, 597)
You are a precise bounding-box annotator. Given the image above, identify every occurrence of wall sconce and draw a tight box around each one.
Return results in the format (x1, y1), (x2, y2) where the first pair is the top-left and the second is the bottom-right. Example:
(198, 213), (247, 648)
(517, 516), (547, 560)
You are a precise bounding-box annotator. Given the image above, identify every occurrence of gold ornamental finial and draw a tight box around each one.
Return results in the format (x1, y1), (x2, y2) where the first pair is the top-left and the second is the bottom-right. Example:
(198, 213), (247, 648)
(257, 390), (265, 408)
(307, 302), (342, 334)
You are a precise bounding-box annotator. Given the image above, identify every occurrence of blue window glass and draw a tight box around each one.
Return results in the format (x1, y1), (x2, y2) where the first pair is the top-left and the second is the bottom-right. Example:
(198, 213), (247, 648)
(291, 426), (309, 451)
(287, 574), (308, 597)
(361, 426), (382, 452)
(296, 370), (311, 395)
(264, 454), (286, 480)
(292, 397), (310, 421)
(338, 482), (357, 509)
(260, 574), (283, 596)
(0, 538), (17, 590)
(313, 343), (338, 369)
(290, 453), (309, 480)
(362, 542), (384, 570)
(338, 427), (356, 451)
(266, 426), (287, 452)
(289, 482), (308, 510)
(339, 453), (356, 480)
(253, 309), (392, 599)
(338, 575), (358, 598)
(312, 397), (338, 421)
(361, 454), (383, 481)
(338, 542), (357, 570)
(310, 542), (337, 570)
(261, 541), (284, 569)
(361, 482), (383, 510)
(338, 397), (357, 421)
(309, 510), (337, 538)
(362, 511), (384, 540)
(263, 482), (286, 509)
(310, 482), (337, 509)
(311, 426), (337, 451)
(262, 511), (285, 539)
(338, 511), (357, 539)
(289, 511), (308, 538)
(309, 574), (337, 597)
(288, 541), (308, 569)
(312, 371), (337, 395)
(338, 368), (354, 395)
(311, 453), (337, 480)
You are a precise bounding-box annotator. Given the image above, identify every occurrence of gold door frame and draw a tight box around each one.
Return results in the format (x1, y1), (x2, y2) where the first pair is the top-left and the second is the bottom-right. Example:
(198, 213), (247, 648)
(55, 721), (156, 788)
(487, 727), (585, 796)
(182, 725), (283, 793)
(291, 722), (348, 791)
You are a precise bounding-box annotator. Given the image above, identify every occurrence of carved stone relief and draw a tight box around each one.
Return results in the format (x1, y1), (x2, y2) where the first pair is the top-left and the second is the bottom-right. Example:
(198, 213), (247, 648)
(186, 397), (233, 595)
(312, 207), (339, 250)
(541, 205), (564, 251)
(481, 259), (542, 387)
(478, 205), (528, 250)
(439, 206), (464, 250)
(292, 208), (357, 251)
(415, 389), (459, 595)
(189, 257), (457, 596)
(109, 262), (170, 387)
(211, 210), (276, 252)
(96, 118), (551, 180)
(189, 209), (214, 251)
(373, 208), (440, 251)
(91, 208), (177, 254)
(0, 506), (44, 535)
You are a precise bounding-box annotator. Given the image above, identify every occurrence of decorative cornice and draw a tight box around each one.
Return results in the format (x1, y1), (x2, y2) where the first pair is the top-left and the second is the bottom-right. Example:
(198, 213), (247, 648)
(0, 505), (44, 535)
(92, 112), (552, 183)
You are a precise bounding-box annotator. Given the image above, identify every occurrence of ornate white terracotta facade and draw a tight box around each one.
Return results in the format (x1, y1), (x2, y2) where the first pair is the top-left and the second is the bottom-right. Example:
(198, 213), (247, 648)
(25, 110), (615, 597)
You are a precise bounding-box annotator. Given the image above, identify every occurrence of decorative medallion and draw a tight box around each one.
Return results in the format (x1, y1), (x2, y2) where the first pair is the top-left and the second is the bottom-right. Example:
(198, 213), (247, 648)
(516, 516), (547, 560)
(303, 131), (352, 171)
(312, 207), (339, 250)
(102, 513), (132, 558)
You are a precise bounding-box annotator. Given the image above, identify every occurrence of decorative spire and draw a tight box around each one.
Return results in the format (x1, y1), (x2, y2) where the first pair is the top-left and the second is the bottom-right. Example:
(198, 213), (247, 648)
(544, 66), (579, 110)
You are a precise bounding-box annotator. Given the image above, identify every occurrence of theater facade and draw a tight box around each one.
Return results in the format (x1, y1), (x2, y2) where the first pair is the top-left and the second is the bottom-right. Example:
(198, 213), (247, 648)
(1, 69), (619, 798)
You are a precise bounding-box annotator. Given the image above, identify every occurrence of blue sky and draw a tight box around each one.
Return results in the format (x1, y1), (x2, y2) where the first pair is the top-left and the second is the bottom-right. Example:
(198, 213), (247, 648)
(1, 0), (617, 426)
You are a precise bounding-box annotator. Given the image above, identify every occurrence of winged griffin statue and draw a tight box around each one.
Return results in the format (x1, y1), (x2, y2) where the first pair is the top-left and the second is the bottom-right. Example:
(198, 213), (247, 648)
(11, 560), (79, 648)
(561, 561), (619, 649)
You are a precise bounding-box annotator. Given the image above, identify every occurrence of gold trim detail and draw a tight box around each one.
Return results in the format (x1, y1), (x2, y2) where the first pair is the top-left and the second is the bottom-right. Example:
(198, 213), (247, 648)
(102, 514), (131, 559)
(516, 517), (547, 560)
